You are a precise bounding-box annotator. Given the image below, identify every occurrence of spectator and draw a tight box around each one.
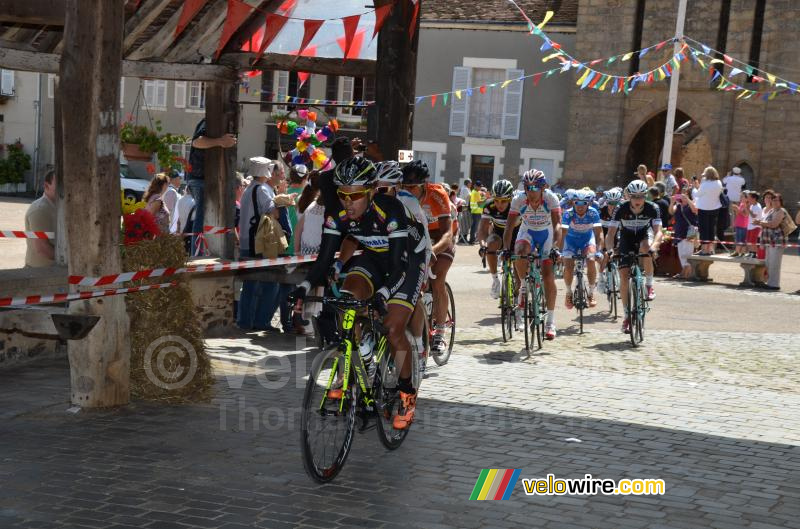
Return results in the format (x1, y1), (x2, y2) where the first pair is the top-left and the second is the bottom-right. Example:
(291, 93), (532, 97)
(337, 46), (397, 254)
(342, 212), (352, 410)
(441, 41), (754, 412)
(635, 164), (649, 185)
(732, 192), (750, 257)
(285, 164), (309, 256)
(723, 166), (746, 205)
(661, 163), (678, 196)
(233, 172), (248, 241)
(186, 118), (238, 255)
(267, 163), (295, 333)
(469, 180), (484, 244)
(173, 185), (196, 253)
(690, 175), (700, 199)
(649, 185), (671, 226)
(237, 157), (275, 331)
(460, 179), (473, 203)
(24, 169), (57, 267)
(457, 180), (472, 243)
(162, 170), (181, 232)
(745, 191), (763, 257)
(674, 167), (689, 193)
(293, 187), (326, 336)
(668, 183), (699, 278)
(755, 193), (787, 290)
(144, 173), (171, 234)
(694, 166), (723, 255)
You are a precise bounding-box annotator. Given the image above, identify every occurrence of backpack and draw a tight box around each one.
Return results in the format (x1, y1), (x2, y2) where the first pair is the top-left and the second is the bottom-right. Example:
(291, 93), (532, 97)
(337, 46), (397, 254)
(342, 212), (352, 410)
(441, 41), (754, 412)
(780, 208), (798, 237)
(249, 185), (288, 259)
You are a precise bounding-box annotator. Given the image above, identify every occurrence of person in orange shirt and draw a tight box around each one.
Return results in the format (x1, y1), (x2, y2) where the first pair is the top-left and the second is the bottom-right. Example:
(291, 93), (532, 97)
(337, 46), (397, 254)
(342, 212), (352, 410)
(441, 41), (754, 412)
(400, 161), (454, 356)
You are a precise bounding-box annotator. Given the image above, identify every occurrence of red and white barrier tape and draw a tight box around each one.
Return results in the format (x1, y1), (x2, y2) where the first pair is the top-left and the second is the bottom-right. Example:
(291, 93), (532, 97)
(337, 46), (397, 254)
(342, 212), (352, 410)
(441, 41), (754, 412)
(0, 230), (54, 239)
(0, 282), (177, 308)
(68, 254), (318, 287)
(667, 237), (800, 248)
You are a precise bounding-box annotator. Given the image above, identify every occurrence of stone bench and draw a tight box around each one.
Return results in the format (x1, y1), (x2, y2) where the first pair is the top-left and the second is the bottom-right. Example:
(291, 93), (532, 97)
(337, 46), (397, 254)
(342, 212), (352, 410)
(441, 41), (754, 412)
(686, 254), (766, 287)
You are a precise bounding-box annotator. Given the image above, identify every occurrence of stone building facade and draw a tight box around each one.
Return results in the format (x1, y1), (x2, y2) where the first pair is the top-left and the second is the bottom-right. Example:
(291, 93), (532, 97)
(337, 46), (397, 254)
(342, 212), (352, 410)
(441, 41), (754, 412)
(564, 0), (800, 212)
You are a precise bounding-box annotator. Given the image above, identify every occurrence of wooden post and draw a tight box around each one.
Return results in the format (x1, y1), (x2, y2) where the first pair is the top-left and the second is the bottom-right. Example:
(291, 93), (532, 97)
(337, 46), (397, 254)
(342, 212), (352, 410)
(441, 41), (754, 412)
(375, 0), (421, 160)
(60, 0), (130, 407)
(204, 81), (238, 259)
(52, 76), (67, 266)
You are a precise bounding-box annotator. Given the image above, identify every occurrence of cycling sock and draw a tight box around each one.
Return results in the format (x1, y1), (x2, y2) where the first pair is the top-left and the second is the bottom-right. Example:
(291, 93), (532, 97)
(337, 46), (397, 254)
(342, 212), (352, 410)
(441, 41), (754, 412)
(645, 275), (654, 287)
(413, 336), (424, 354)
(589, 283), (596, 293)
(546, 310), (555, 326)
(398, 377), (416, 395)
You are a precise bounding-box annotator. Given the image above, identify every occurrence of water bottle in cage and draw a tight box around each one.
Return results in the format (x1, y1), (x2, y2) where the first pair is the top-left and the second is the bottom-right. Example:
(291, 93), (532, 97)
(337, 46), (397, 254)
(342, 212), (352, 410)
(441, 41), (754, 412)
(423, 291), (433, 316)
(358, 332), (376, 384)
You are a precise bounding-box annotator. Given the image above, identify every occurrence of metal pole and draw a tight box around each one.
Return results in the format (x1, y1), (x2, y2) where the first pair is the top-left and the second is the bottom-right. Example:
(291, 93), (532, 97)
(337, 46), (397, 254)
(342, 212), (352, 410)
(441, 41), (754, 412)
(662, 0), (688, 169)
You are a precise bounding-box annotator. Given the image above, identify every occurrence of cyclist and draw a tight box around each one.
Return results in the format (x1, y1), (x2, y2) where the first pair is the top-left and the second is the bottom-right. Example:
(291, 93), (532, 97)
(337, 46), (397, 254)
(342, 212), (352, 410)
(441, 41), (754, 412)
(560, 188), (577, 210)
(399, 161), (454, 358)
(598, 187), (623, 293)
(560, 189), (604, 308)
(604, 179), (663, 334)
(477, 180), (518, 299)
(375, 160), (431, 372)
(290, 157), (427, 429)
(503, 169), (562, 340)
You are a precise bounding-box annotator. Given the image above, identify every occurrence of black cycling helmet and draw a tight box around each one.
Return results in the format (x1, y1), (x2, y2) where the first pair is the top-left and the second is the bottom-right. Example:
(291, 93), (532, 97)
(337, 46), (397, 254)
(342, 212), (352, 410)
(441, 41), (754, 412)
(333, 156), (377, 187)
(401, 160), (430, 185)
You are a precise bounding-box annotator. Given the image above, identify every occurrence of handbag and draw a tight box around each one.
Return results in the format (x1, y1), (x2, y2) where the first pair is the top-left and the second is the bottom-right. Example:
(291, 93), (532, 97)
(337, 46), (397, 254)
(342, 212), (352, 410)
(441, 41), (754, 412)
(719, 190), (730, 208)
(780, 208), (798, 237)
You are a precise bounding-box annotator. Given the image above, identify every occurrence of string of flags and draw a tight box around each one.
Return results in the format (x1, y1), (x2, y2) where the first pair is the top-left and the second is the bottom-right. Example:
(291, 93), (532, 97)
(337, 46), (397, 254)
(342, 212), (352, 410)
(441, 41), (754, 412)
(237, 85), (374, 108)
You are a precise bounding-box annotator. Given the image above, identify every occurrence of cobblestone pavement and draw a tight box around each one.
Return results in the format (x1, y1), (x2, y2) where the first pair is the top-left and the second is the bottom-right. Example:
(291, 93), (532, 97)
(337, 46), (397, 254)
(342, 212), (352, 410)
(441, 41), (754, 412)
(1, 250), (799, 528)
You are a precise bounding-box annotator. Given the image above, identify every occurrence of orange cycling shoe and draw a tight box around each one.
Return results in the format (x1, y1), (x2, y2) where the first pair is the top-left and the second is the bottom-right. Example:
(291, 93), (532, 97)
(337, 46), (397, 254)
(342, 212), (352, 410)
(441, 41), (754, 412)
(392, 391), (417, 430)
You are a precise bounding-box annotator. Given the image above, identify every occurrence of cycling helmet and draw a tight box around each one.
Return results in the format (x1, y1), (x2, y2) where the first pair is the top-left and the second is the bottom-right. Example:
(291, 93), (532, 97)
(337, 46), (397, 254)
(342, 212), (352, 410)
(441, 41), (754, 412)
(576, 189), (594, 202)
(492, 179), (514, 198)
(564, 188), (577, 201)
(374, 160), (403, 185)
(521, 169), (547, 188)
(333, 156), (377, 187)
(626, 179), (649, 195)
(604, 188), (623, 202)
(401, 160), (430, 185)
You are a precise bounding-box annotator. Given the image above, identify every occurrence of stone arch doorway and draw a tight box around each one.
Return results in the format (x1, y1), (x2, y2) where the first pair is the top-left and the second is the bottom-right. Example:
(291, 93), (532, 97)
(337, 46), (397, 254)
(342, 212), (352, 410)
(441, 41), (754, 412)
(735, 161), (755, 189)
(625, 109), (712, 183)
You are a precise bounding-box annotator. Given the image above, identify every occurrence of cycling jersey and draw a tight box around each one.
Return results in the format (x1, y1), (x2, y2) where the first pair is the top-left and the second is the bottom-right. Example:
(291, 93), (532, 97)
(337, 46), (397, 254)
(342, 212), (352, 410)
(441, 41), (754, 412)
(599, 205), (617, 234)
(397, 189), (431, 258)
(305, 194), (425, 301)
(562, 207), (602, 243)
(481, 198), (518, 230)
(421, 183), (452, 233)
(510, 189), (561, 231)
(608, 201), (662, 234)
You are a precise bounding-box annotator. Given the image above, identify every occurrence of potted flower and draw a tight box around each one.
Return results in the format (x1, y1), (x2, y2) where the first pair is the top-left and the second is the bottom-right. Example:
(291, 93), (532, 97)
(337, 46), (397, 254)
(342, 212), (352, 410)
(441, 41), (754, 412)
(120, 118), (189, 172)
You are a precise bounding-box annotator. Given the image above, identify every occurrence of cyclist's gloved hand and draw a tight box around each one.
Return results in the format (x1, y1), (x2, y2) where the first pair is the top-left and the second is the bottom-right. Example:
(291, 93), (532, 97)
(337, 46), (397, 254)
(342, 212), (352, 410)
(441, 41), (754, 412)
(373, 287), (390, 317)
(328, 259), (344, 282)
(595, 251), (605, 259)
(549, 248), (561, 261)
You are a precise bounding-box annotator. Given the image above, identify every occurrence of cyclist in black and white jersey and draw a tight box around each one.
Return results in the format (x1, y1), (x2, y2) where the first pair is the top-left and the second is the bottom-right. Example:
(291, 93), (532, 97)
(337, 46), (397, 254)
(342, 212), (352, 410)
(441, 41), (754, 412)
(604, 180), (663, 334)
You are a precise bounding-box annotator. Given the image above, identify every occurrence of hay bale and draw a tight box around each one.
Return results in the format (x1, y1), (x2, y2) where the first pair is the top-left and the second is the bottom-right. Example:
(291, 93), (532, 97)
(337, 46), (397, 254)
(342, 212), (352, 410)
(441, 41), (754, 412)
(123, 235), (214, 403)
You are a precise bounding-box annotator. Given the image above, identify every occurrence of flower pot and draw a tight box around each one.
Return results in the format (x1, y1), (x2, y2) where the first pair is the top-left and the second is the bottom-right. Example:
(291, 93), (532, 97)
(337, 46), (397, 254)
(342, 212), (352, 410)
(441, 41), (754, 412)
(121, 142), (154, 161)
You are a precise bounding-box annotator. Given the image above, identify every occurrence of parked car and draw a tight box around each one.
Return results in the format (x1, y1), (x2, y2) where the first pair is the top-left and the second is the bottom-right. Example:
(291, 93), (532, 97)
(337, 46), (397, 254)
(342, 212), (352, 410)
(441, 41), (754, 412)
(121, 162), (148, 202)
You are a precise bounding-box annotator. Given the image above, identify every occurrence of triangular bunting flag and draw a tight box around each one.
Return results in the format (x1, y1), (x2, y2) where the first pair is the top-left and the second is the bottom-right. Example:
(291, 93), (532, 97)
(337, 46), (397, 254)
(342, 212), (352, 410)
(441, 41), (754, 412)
(215, 0), (254, 60)
(599, 75), (612, 91)
(340, 15), (360, 62)
(297, 72), (310, 88)
(575, 63), (585, 72)
(455, 90), (462, 99)
(590, 59), (602, 66)
(533, 73), (542, 86)
(646, 71), (654, 84)
(789, 82), (798, 94)
(768, 91), (777, 100)
(479, 85), (487, 94)
(254, 13), (289, 63)
(415, 96), (423, 105)
(639, 47), (650, 58)
(546, 69), (555, 77)
(737, 90), (750, 99)
(501, 80), (512, 88)
(466, 88), (473, 97)
(443, 93), (449, 105)
(293, 19), (324, 64)
(611, 78), (619, 94)
(542, 53), (562, 62)
(697, 58), (707, 69)
(745, 65), (754, 76)
(561, 61), (571, 73)
(607, 56), (617, 65)
(622, 52), (633, 61)
(409, 0), (421, 40)
(752, 75), (764, 83)
(576, 69), (591, 86)
(580, 71), (596, 89)
(175, 0), (207, 39)
(656, 40), (667, 51)
(710, 70), (721, 83)
(537, 10), (554, 29)
(710, 58), (724, 65)
(540, 40), (553, 52)
(767, 73), (776, 85)
(702, 44), (711, 54)
(588, 73), (603, 89)
(730, 67), (744, 76)
(430, 95), (437, 107)
(723, 54), (733, 65)
(337, 28), (366, 60)
(372, 3), (393, 41)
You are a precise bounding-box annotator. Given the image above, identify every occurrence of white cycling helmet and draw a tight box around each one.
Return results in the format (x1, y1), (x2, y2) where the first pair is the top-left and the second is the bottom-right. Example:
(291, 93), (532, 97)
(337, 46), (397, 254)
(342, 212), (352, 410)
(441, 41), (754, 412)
(604, 188), (623, 202)
(564, 188), (578, 201)
(576, 189), (594, 202)
(522, 169), (547, 187)
(626, 179), (649, 195)
(375, 160), (403, 185)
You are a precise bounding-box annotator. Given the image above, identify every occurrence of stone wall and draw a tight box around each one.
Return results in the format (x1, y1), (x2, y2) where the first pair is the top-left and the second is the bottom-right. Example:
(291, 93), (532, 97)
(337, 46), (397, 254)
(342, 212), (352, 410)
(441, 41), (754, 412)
(564, 0), (800, 214)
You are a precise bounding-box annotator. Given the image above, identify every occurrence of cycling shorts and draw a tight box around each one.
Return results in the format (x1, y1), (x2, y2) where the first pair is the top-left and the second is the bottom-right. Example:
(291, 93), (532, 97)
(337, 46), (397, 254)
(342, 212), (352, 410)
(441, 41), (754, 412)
(562, 235), (597, 260)
(344, 251), (425, 311)
(617, 231), (650, 269)
(515, 227), (553, 259)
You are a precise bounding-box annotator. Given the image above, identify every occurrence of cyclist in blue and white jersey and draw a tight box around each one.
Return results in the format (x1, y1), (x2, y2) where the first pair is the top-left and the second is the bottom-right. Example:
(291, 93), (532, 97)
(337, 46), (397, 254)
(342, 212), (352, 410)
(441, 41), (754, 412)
(560, 189), (604, 308)
(503, 169), (562, 340)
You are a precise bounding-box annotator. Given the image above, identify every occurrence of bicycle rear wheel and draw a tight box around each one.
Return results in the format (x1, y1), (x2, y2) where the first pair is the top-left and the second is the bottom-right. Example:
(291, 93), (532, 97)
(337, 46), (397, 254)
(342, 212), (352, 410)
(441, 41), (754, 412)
(432, 282), (456, 366)
(634, 285), (646, 344)
(300, 348), (357, 482)
(575, 281), (585, 334)
(627, 278), (642, 347)
(523, 284), (531, 354)
(374, 354), (409, 450)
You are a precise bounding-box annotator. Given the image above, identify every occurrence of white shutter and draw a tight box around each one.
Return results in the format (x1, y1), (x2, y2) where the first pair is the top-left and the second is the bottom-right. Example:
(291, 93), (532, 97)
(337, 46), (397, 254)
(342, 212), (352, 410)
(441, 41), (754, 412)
(48, 74), (56, 99)
(156, 80), (167, 107)
(174, 81), (187, 108)
(448, 67), (471, 137)
(1, 69), (15, 95)
(120, 77), (125, 108)
(143, 80), (155, 107)
(501, 68), (524, 140)
(341, 76), (354, 116)
(274, 72), (289, 111)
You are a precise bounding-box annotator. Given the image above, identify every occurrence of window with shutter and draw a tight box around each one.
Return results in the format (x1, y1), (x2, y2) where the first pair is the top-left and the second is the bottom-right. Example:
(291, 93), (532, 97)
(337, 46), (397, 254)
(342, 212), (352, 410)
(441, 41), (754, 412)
(143, 80), (156, 108)
(325, 75), (338, 116)
(260, 71), (274, 112)
(174, 81), (187, 108)
(448, 67), (471, 137)
(340, 76), (355, 117)
(48, 74), (56, 99)
(468, 68), (505, 138)
(501, 68), (524, 140)
(120, 77), (125, 108)
(188, 82), (206, 110)
(156, 80), (167, 108)
(274, 71), (289, 111)
(0, 70), (14, 96)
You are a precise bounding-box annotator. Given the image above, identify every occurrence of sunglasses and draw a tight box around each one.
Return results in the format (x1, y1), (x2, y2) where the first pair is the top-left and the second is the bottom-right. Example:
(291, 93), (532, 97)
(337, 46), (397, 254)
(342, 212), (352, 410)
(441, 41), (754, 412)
(526, 185), (542, 192)
(376, 186), (394, 194)
(493, 197), (510, 204)
(629, 193), (646, 200)
(336, 189), (371, 201)
(574, 200), (589, 206)
(607, 201), (620, 206)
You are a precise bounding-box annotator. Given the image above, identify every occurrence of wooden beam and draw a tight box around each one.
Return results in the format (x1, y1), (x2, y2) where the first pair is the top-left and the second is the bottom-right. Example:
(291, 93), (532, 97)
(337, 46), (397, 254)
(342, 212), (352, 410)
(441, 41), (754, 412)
(220, 52), (376, 77)
(122, 0), (173, 57)
(0, 0), (65, 26)
(162, 0), (227, 63)
(0, 47), (238, 81)
(60, 0), (130, 408)
(124, 1), (185, 61)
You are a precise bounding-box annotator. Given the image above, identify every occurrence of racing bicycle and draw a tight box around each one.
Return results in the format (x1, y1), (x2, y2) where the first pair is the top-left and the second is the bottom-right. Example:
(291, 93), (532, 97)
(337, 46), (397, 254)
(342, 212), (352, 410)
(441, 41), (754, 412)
(514, 252), (547, 353)
(603, 258), (621, 320)
(499, 255), (516, 342)
(616, 251), (653, 347)
(570, 255), (590, 334)
(423, 280), (455, 366)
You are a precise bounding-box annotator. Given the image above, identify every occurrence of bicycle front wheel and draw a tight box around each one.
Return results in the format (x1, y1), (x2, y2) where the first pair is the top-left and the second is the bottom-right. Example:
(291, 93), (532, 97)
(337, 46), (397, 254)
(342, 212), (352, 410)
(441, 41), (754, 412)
(535, 283), (545, 349)
(634, 283), (646, 344)
(300, 348), (357, 482)
(576, 281), (585, 335)
(374, 355), (410, 450)
(500, 271), (513, 342)
(432, 282), (456, 366)
(627, 278), (642, 347)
